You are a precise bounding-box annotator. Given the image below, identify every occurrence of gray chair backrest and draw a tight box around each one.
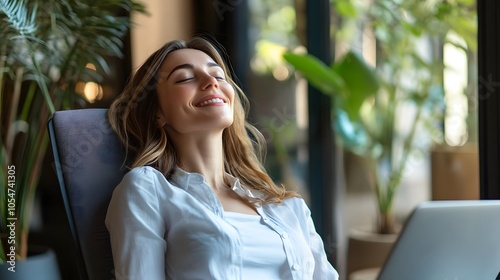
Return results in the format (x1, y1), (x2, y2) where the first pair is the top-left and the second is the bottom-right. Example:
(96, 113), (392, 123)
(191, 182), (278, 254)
(49, 108), (128, 280)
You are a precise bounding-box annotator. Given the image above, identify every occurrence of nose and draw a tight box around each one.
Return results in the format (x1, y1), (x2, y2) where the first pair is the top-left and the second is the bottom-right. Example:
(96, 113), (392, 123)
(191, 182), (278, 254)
(201, 73), (219, 90)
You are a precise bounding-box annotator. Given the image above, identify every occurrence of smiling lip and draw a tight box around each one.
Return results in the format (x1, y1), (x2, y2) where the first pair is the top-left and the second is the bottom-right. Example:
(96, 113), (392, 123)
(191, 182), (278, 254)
(195, 95), (227, 107)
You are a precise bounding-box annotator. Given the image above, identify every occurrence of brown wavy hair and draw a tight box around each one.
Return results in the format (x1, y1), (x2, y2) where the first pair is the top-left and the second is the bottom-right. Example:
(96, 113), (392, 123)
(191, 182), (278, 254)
(108, 37), (297, 204)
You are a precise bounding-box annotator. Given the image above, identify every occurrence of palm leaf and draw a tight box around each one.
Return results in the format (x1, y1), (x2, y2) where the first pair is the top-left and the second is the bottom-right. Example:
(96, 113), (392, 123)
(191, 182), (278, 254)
(283, 52), (346, 95)
(0, 0), (146, 261)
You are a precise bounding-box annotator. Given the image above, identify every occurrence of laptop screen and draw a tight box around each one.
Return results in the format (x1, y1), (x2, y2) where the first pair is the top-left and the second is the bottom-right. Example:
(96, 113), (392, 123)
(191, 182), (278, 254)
(377, 200), (500, 280)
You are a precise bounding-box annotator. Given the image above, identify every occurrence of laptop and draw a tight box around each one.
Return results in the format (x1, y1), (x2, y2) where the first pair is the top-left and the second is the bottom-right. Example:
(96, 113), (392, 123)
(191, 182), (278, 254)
(377, 200), (500, 280)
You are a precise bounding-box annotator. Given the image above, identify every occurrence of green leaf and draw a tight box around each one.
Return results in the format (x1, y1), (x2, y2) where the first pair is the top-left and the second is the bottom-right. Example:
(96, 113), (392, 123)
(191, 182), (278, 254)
(401, 21), (422, 37)
(435, 2), (452, 20)
(455, 0), (475, 6)
(334, 109), (369, 155)
(333, 51), (379, 121)
(283, 52), (345, 96)
(446, 16), (477, 52)
(333, 0), (358, 18)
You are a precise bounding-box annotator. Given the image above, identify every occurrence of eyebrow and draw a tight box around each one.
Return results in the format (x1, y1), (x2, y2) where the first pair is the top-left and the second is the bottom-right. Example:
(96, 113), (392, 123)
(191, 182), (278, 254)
(167, 62), (221, 80)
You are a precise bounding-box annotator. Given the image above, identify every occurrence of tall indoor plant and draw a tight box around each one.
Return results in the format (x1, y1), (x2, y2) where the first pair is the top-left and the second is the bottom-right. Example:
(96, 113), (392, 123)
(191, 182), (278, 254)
(0, 0), (145, 263)
(284, 0), (476, 234)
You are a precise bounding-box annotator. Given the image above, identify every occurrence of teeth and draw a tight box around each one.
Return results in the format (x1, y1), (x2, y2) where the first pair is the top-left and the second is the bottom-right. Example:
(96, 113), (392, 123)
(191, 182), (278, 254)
(198, 98), (225, 107)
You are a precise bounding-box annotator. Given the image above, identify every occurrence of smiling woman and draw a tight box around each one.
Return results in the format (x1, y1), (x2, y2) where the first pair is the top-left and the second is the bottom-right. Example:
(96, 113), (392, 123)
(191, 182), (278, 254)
(105, 37), (339, 279)
(156, 48), (235, 135)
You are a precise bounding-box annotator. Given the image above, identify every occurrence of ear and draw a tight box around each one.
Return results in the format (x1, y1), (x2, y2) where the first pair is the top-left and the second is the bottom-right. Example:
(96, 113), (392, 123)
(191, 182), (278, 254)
(156, 113), (166, 128)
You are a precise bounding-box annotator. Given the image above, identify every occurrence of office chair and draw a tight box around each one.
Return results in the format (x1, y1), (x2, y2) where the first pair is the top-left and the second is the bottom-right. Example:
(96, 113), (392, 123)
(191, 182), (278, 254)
(49, 108), (129, 280)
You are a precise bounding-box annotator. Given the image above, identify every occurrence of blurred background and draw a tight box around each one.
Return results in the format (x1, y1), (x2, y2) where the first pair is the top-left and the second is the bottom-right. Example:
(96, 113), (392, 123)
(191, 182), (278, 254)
(3, 0), (500, 279)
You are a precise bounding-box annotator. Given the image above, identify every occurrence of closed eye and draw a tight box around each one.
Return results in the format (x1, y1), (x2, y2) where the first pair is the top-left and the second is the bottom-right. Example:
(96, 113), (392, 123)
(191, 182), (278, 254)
(175, 77), (194, 83)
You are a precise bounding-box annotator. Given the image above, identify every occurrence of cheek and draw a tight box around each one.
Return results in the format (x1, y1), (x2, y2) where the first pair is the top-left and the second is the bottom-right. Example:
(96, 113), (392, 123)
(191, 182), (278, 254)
(224, 86), (236, 107)
(158, 92), (189, 121)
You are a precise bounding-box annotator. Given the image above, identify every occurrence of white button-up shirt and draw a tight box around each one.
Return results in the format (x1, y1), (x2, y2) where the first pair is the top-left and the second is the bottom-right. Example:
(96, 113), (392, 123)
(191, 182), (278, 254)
(105, 166), (339, 280)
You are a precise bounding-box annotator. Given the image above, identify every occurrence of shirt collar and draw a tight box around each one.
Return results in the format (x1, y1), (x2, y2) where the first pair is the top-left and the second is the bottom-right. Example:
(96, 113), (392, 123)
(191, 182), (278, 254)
(170, 166), (262, 199)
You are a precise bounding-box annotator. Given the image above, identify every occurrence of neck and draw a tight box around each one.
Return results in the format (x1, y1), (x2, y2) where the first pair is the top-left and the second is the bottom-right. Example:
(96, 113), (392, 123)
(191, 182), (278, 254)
(171, 131), (227, 191)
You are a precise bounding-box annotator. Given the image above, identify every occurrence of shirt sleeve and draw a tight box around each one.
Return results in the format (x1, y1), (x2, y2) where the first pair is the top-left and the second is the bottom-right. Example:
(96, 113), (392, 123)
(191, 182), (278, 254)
(105, 167), (166, 280)
(299, 199), (340, 280)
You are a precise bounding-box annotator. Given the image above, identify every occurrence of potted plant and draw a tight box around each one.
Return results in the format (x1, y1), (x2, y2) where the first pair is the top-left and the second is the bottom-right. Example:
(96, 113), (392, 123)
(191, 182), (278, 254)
(284, 0), (476, 275)
(284, 0), (476, 235)
(0, 0), (145, 275)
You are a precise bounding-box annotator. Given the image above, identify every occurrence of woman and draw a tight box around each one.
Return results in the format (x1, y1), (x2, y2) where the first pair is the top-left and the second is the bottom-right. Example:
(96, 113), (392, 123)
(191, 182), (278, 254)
(105, 37), (339, 280)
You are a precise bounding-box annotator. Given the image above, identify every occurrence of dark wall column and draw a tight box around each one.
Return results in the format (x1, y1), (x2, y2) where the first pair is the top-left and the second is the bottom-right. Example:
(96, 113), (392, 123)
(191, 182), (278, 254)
(306, 0), (339, 266)
(192, 0), (250, 92)
(478, 0), (500, 199)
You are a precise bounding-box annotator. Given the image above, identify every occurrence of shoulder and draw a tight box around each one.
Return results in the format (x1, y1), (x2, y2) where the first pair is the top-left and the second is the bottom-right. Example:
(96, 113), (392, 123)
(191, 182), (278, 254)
(265, 196), (311, 222)
(120, 166), (165, 186)
(281, 196), (310, 214)
(114, 166), (167, 197)
(124, 165), (163, 179)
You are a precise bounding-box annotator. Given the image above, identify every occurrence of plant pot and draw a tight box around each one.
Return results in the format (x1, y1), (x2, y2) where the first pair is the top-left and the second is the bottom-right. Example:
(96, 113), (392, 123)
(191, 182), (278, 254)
(346, 229), (398, 280)
(0, 245), (61, 280)
(431, 143), (479, 200)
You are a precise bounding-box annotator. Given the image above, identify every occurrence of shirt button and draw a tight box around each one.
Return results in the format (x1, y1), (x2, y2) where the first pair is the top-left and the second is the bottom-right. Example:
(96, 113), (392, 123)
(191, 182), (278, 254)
(292, 264), (300, 270)
(262, 217), (269, 222)
(282, 232), (288, 239)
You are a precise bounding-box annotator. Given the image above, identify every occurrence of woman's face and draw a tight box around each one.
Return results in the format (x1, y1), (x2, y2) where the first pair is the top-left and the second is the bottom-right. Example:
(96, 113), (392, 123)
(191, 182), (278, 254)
(156, 48), (235, 136)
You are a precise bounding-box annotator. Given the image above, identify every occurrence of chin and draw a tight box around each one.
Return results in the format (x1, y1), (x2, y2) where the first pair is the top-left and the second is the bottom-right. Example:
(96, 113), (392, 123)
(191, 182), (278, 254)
(215, 113), (233, 126)
(220, 119), (234, 129)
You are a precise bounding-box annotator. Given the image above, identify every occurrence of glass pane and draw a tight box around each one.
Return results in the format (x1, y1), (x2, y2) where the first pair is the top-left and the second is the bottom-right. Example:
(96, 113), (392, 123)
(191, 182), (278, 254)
(247, 0), (310, 200)
(330, 0), (478, 276)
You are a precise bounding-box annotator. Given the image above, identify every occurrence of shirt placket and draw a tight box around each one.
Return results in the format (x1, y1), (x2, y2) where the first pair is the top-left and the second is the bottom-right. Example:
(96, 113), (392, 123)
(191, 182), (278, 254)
(257, 208), (303, 279)
(186, 175), (225, 218)
(186, 174), (242, 279)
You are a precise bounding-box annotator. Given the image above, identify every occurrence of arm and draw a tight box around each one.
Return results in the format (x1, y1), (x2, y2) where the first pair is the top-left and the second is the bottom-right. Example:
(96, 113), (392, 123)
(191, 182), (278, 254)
(105, 167), (166, 280)
(300, 199), (340, 280)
